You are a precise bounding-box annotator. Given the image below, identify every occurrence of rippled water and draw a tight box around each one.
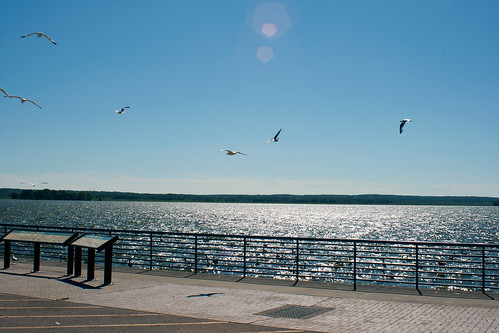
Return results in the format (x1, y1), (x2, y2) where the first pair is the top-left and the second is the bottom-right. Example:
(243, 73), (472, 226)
(0, 199), (498, 243)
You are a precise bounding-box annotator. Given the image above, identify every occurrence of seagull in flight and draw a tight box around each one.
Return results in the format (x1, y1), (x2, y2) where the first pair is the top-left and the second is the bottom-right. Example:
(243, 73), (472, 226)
(1, 88), (12, 98)
(220, 149), (247, 156)
(9, 95), (43, 108)
(20, 32), (57, 45)
(399, 119), (412, 134)
(21, 182), (48, 187)
(267, 128), (282, 143)
(115, 106), (130, 114)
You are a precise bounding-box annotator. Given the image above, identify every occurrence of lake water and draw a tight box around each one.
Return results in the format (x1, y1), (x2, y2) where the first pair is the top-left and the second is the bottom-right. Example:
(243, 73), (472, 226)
(0, 199), (498, 244)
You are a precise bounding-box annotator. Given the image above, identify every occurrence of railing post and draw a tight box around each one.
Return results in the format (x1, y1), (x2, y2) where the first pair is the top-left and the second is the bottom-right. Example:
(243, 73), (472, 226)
(149, 232), (153, 270)
(103, 245), (114, 285)
(33, 243), (40, 272)
(481, 245), (486, 294)
(243, 237), (247, 278)
(3, 240), (11, 269)
(295, 239), (300, 284)
(353, 242), (357, 291)
(415, 243), (421, 295)
(194, 235), (198, 274)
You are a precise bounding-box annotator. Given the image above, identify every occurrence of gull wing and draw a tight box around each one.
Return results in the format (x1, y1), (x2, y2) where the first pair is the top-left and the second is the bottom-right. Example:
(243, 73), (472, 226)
(26, 99), (42, 108)
(399, 121), (405, 134)
(0, 88), (11, 97)
(399, 119), (412, 134)
(267, 128), (282, 142)
(20, 33), (37, 38)
(42, 34), (58, 45)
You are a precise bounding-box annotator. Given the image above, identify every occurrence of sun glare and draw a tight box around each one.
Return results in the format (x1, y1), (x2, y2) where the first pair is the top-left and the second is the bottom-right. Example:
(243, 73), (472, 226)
(251, 3), (291, 40)
(261, 23), (277, 38)
(256, 46), (274, 63)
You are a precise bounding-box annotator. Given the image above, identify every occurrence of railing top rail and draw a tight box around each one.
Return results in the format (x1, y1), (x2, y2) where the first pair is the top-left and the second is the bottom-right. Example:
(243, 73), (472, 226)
(1, 222), (498, 248)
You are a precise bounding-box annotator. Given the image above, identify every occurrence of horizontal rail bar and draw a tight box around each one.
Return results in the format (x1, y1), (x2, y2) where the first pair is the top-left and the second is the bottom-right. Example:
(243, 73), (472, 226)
(2, 223), (498, 248)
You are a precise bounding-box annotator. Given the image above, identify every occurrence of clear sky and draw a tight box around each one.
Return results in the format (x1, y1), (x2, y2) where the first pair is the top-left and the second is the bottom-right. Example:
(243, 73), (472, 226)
(1, 0), (498, 197)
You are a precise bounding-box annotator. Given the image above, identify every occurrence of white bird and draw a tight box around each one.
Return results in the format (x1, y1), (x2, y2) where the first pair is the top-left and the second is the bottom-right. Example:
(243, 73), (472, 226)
(115, 106), (130, 114)
(20, 32), (57, 45)
(1, 88), (12, 98)
(220, 149), (247, 156)
(10, 95), (42, 108)
(267, 128), (282, 142)
(21, 182), (48, 187)
(399, 119), (412, 134)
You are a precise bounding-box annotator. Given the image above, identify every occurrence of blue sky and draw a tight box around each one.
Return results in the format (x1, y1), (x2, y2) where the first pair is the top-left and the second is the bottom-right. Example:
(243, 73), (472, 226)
(1, 0), (498, 197)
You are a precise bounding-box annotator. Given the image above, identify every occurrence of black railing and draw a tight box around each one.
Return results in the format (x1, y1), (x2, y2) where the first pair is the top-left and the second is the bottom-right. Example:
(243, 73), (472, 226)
(1, 223), (498, 293)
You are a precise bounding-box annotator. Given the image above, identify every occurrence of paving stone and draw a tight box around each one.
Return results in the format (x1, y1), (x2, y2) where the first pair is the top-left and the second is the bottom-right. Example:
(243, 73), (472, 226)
(1, 262), (498, 332)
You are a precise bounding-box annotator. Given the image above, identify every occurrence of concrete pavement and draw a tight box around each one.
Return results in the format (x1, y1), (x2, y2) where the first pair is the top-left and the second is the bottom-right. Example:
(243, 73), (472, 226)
(0, 259), (498, 332)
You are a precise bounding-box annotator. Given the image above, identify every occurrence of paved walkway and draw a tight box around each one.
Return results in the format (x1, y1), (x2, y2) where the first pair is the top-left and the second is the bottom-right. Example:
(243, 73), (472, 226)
(0, 260), (498, 332)
(0, 292), (312, 332)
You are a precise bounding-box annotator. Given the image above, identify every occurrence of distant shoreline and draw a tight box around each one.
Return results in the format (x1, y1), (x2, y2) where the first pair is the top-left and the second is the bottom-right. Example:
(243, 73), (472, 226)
(1, 188), (498, 206)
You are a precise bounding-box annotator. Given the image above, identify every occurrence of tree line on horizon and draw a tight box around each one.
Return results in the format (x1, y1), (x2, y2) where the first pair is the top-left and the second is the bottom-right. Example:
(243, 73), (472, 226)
(1, 188), (499, 206)
(9, 189), (93, 201)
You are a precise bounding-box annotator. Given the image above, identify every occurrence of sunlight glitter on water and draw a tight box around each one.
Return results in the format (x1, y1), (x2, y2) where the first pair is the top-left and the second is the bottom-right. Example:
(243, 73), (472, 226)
(0, 200), (498, 243)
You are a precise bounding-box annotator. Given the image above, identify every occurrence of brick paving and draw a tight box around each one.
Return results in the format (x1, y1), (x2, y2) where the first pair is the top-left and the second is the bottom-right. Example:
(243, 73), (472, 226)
(0, 261), (498, 332)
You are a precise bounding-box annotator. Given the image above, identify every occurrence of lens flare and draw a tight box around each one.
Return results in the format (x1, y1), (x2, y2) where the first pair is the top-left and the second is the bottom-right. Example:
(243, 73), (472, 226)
(252, 3), (291, 40)
(261, 23), (277, 38)
(256, 46), (274, 63)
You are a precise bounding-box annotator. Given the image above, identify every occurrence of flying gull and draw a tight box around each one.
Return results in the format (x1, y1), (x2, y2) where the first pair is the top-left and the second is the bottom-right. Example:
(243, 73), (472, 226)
(267, 128), (282, 143)
(116, 106), (130, 114)
(220, 149), (247, 156)
(21, 32), (57, 45)
(10, 95), (42, 108)
(21, 182), (48, 187)
(399, 119), (412, 134)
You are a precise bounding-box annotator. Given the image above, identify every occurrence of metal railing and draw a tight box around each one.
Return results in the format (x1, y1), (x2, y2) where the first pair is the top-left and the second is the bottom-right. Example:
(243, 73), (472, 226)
(1, 223), (498, 293)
